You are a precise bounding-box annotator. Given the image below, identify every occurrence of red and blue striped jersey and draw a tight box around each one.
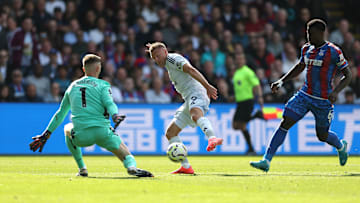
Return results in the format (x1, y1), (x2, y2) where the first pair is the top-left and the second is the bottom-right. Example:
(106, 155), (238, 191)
(299, 41), (348, 99)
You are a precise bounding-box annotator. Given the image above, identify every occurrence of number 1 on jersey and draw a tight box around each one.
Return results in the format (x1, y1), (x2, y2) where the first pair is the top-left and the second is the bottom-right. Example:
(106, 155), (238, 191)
(80, 87), (87, 107)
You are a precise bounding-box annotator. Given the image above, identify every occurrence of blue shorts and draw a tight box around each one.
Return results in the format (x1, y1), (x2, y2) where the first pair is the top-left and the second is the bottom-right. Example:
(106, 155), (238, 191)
(283, 91), (334, 134)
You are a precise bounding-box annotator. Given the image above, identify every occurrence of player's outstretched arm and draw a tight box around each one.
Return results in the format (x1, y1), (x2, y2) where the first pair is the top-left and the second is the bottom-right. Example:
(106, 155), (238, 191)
(328, 66), (352, 104)
(30, 92), (70, 152)
(271, 62), (305, 93)
(183, 63), (218, 100)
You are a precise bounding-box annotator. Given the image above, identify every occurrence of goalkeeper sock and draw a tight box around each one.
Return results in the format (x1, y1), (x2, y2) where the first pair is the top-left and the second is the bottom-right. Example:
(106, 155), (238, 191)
(264, 127), (288, 162)
(169, 136), (191, 169)
(65, 136), (85, 169)
(123, 155), (137, 169)
(196, 117), (215, 139)
(326, 131), (343, 150)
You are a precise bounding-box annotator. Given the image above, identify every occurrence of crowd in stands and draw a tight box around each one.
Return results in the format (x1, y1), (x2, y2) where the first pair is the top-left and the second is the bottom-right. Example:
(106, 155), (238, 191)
(0, 0), (359, 104)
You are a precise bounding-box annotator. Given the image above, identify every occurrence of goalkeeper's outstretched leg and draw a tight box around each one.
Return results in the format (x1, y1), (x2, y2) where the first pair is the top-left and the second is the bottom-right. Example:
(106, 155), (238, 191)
(64, 123), (87, 177)
(110, 142), (154, 177)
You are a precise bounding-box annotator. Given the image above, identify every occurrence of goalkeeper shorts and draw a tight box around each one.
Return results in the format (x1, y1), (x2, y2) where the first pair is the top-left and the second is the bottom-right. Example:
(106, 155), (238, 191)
(70, 126), (122, 151)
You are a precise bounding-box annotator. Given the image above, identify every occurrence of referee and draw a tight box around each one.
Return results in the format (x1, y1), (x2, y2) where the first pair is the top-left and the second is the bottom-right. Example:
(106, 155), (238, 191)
(232, 53), (264, 155)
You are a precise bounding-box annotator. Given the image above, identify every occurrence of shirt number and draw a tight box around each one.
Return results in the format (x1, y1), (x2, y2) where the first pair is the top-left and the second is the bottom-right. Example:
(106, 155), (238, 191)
(80, 87), (87, 107)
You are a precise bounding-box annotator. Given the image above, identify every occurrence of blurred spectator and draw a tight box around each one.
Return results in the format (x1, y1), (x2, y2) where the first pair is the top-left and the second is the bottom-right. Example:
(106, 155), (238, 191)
(25, 64), (50, 98)
(18, 83), (43, 102)
(0, 84), (14, 102)
(267, 31), (283, 58)
(201, 38), (226, 77)
(54, 66), (70, 94)
(344, 89), (355, 104)
(214, 78), (231, 103)
(39, 40), (63, 66)
(0, 50), (9, 84)
(122, 77), (144, 103)
(161, 15), (181, 49)
(221, 0), (236, 31)
(33, 0), (52, 32)
(0, 11), (9, 50)
(329, 19), (349, 46)
(72, 30), (88, 55)
(245, 7), (265, 34)
(139, 0), (159, 24)
(349, 65), (360, 98)
(102, 76), (123, 103)
(253, 36), (275, 76)
(281, 42), (298, 74)
(9, 69), (25, 101)
(274, 8), (293, 40)
(145, 77), (171, 103)
(9, 17), (39, 76)
(233, 21), (250, 48)
(44, 82), (62, 103)
(89, 17), (115, 45)
(113, 67), (127, 91)
(45, 19), (63, 50)
(64, 18), (89, 45)
(45, 0), (66, 16)
(43, 49), (61, 80)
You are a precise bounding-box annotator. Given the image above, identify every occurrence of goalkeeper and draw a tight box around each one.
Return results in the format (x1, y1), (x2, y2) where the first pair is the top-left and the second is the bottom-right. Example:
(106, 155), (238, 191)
(29, 54), (153, 177)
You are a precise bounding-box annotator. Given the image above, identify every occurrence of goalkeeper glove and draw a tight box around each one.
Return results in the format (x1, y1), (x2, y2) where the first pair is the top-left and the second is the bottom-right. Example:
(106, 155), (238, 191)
(112, 114), (126, 129)
(30, 130), (51, 152)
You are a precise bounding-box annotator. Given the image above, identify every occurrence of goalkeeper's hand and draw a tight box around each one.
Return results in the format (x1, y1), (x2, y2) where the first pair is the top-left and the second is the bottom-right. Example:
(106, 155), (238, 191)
(112, 114), (126, 129)
(30, 130), (51, 152)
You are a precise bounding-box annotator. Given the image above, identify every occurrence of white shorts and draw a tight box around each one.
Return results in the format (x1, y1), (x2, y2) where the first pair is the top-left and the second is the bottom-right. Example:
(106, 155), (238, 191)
(173, 92), (210, 129)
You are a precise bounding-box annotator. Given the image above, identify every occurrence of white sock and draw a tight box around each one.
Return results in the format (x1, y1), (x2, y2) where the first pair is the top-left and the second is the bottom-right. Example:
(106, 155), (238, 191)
(168, 136), (191, 169)
(196, 117), (215, 139)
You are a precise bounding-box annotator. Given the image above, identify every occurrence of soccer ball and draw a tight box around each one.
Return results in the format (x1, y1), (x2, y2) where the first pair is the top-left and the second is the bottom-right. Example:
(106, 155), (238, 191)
(167, 142), (188, 162)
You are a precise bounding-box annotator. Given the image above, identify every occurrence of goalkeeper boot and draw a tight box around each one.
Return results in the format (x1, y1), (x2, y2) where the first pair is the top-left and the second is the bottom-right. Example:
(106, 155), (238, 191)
(250, 159), (270, 172)
(127, 167), (154, 177)
(206, 137), (223, 152)
(76, 168), (88, 177)
(171, 166), (194, 174)
(337, 140), (348, 166)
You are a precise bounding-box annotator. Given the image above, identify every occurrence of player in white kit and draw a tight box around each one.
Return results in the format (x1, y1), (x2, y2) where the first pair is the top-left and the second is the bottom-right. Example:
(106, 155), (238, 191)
(146, 42), (223, 174)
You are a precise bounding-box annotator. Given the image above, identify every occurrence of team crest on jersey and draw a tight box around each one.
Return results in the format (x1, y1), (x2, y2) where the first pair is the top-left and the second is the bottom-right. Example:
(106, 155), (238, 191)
(176, 62), (181, 69)
(108, 88), (112, 95)
(318, 49), (325, 56)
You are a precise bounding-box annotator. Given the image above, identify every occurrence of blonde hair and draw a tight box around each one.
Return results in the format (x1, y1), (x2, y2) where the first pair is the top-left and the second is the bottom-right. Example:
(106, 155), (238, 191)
(147, 42), (166, 58)
(82, 54), (101, 71)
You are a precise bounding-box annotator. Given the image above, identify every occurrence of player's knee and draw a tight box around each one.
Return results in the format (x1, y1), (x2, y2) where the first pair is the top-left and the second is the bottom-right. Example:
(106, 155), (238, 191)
(317, 132), (328, 142)
(316, 126), (329, 142)
(64, 123), (73, 137)
(232, 122), (240, 130)
(280, 117), (295, 130)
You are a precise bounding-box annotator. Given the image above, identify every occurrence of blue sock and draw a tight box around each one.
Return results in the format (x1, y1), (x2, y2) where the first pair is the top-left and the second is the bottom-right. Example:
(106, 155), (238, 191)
(326, 131), (343, 150)
(264, 127), (288, 162)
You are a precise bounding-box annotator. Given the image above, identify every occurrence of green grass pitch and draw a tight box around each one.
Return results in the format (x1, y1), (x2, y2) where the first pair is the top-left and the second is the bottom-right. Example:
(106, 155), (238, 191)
(0, 156), (359, 203)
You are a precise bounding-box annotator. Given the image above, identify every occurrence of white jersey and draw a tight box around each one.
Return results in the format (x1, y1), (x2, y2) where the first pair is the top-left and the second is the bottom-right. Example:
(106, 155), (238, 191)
(165, 53), (206, 99)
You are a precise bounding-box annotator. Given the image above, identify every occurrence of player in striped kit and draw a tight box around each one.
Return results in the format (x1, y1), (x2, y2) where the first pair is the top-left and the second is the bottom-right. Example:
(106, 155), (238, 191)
(250, 19), (352, 172)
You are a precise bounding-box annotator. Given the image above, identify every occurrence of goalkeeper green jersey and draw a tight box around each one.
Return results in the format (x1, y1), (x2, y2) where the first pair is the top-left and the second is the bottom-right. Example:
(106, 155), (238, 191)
(46, 76), (118, 132)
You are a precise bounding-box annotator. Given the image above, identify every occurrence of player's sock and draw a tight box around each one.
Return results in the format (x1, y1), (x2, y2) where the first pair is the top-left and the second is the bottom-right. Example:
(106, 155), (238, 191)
(123, 155), (137, 169)
(65, 136), (85, 169)
(264, 127), (288, 162)
(241, 129), (254, 152)
(196, 117), (215, 139)
(169, 136), (191, 169)
(326, 131), (343, 150)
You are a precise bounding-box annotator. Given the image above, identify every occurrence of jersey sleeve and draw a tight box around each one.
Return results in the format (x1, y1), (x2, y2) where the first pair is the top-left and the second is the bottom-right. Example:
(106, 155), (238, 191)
(299, 44), (309, 64)
(248, 69), (260, 86)
(101, 83), (118, 116)
(170, 54), (190, 72)
(46, 90), (71, 132)
(335, 48), (348, 70)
